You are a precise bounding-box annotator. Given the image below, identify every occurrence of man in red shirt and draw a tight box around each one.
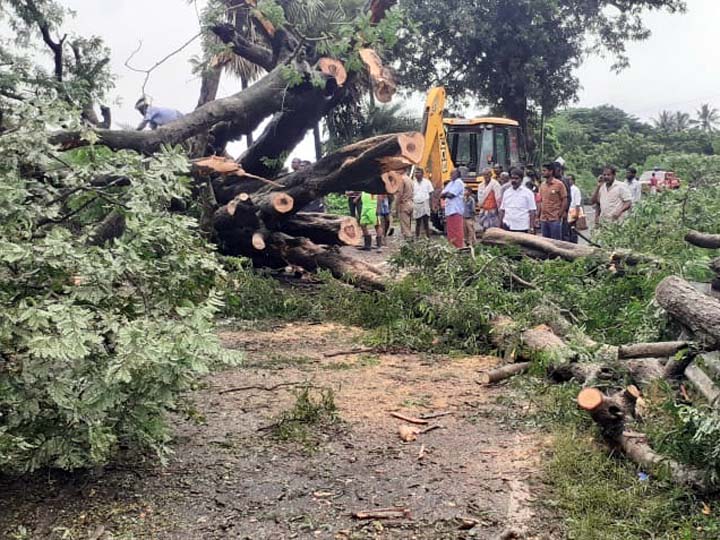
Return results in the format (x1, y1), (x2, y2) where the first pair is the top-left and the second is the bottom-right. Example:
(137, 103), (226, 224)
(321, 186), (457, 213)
(537, 162), (568, 240)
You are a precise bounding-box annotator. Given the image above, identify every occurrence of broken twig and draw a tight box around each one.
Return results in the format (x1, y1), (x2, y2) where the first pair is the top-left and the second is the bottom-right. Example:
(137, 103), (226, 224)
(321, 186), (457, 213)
(389, 412), (429, 425)
(219, 382), (303, 395)
(352, 507), (411, 520)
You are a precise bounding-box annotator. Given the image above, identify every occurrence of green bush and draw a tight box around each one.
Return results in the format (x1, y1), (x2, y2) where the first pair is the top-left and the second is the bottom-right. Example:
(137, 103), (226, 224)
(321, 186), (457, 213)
(0, 103), (232, 473)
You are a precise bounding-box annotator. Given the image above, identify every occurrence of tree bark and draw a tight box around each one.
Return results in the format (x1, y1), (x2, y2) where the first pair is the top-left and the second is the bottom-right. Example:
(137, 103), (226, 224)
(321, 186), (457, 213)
(478, 362), (531, 384)
(577, 387), (707, 489)
(480, 228), (657, 265)
(266, 234), (385, 291)
(547, 363), (619, 386)
(685, 230), (720, 249)
(50, 61), (341, 155)
(656, 275), (720, 348)
(685, 364), (720, 407)
(618, 341), (690, 360)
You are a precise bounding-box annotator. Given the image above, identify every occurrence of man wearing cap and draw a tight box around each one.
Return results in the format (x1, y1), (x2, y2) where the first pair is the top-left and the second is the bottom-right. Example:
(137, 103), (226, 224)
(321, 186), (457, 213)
(135, 97), (184, 131)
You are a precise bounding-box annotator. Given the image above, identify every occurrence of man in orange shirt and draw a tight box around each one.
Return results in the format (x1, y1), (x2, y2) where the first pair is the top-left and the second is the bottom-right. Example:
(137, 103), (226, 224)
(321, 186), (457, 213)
(537, 162), (568, 240)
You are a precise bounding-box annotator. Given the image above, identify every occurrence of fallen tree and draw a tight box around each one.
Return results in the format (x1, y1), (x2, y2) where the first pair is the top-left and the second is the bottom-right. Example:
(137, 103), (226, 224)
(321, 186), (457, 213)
(480, 228), (659, 266)
(191, 132), (422, 285)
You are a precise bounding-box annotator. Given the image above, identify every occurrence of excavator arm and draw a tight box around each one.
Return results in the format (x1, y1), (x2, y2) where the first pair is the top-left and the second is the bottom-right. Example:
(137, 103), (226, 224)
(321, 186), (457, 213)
(419, 87), (453, 188)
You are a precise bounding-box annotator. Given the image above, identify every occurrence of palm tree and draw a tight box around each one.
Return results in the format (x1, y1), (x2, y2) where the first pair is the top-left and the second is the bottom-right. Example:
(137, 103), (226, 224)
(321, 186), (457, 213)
(673, 111), (692, 132)
(696, 103), (720, 133)
(653, 110), (675, 132)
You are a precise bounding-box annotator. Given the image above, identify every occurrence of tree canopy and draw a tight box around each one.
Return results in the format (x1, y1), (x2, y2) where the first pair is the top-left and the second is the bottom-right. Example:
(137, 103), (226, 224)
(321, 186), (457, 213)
(394, 0), (686, 134)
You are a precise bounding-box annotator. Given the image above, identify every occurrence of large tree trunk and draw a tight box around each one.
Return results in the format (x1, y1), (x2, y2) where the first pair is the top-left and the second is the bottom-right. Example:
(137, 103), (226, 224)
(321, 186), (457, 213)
(656, 276), (720, 348)
(51, 60), (342, 154)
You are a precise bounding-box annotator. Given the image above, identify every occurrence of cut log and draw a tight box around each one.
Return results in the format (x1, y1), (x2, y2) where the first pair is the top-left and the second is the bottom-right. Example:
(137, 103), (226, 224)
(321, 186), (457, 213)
(618, 341), (690, 360)
(252, 232), (267, 250)
(397, 132), (424, 163)
(685, 230), (720, 249)
(481, 228), (657, 265)
(578, 387), (706, 489)
(317, 57), (347, 86)
(656, 276), (720, 348)
(225, 132), (424, 210)
(522, 324), (568, 354)
(478, 362), (531, 384)
(280, 213), (362, 246)
(685, 364), (720, 407)
(489, 317), (573, 363)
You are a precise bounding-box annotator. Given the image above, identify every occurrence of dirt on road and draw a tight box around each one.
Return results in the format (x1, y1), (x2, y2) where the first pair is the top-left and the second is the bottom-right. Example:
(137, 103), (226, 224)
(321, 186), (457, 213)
(1, 320), (560, 540)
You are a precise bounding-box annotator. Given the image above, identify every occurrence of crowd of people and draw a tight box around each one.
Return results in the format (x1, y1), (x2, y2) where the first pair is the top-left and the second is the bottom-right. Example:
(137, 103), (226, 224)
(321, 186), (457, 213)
(343, 159), (645, 251)
(132, 100), (644, 251)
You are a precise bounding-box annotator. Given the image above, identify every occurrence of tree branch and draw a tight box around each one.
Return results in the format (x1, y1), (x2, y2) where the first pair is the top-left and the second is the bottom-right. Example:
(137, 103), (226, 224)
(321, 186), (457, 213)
(50, 61), (331, 154)
(211, 23), (275, 71)
(24, 0), (65, 81)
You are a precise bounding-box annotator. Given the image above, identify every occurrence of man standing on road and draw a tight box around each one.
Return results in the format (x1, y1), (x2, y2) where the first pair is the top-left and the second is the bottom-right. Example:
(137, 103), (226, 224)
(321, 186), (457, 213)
(440, 168), (465, 248)
(625, 167), (642, 205)
(499, 168), (537, 233)
(463, 186), (477, 246)
(477, 167), (502, 232)
(412, 168), (434, 239)
(591, 165), (633, 225)
(537, 162), (567, 240)
(394, 170), (414, 240)
(567, 174), (582, 244)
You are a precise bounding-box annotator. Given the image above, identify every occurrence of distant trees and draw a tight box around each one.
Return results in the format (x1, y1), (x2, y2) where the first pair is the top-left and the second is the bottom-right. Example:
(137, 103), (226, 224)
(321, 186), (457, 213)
(550, 103), (720, 193)
(653, 105), (719, 134)
(697, 104), (720, 133)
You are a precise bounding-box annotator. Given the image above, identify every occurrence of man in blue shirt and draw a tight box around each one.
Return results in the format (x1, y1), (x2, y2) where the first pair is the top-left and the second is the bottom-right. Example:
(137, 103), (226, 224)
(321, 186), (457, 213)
(440, 168), (465, 248)
(135, 97), (184, 130)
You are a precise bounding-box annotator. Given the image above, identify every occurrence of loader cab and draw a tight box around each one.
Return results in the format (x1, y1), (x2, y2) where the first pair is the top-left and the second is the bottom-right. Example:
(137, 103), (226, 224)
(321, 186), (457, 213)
(444, 117), (527, 188)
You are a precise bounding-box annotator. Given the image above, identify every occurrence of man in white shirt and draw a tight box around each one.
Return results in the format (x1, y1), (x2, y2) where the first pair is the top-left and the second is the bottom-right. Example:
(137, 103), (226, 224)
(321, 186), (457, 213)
(625, 167), (642, 205)
(499, 168), (537, 233)
(567, 174), (582, 243)
(591, 165), (633, 225)
(412, 168), (434, 238)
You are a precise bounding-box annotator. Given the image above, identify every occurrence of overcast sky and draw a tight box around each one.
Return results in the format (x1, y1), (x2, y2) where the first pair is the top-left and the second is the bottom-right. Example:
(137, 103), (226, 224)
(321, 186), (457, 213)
(61, 0), (720, 160)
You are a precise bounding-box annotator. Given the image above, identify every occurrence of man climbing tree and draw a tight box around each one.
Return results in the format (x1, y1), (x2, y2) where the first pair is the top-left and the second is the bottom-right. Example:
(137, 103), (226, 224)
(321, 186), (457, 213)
(134, 97), (184, 131)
